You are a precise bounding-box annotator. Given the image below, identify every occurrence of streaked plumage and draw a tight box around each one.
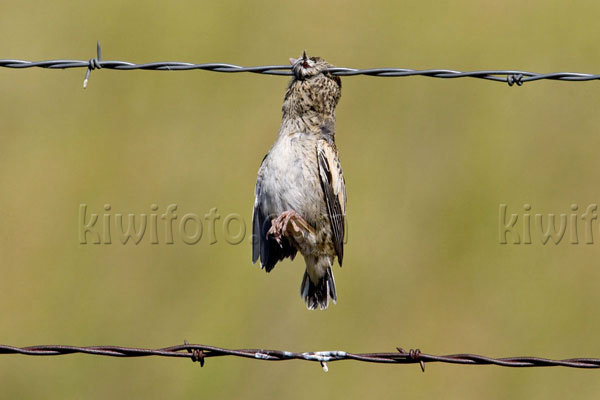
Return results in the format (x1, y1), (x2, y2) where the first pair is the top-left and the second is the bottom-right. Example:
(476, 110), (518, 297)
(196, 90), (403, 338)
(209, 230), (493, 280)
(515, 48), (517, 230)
(252, 53), (346, 310)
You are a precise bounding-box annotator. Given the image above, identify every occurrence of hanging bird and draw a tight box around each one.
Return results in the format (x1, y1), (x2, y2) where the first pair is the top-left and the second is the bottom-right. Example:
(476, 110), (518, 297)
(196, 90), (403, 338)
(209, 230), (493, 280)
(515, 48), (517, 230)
(252, 52), (346, 310)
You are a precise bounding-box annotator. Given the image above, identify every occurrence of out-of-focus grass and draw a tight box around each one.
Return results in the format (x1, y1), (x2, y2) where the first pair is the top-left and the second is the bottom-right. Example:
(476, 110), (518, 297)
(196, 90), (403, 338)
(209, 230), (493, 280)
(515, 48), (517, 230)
(2, 1), (600, 398)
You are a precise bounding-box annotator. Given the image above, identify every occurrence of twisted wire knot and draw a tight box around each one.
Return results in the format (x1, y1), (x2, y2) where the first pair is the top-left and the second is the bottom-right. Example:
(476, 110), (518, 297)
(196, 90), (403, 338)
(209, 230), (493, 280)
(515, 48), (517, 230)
(87, 57), (102, 71)
(398, 347), (426, 372)
(184, 340), (205, 367)
(507, 73), (524, 86)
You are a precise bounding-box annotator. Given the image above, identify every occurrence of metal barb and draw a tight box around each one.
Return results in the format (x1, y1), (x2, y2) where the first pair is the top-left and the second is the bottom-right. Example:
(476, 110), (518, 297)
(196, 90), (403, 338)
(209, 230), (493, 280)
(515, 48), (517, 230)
(398, 347), (426, 372)
(83, 41), (102, 89)
(184, 340), (205, 367)
(411, 349), (426, 372)
(321, 361), (328, 372)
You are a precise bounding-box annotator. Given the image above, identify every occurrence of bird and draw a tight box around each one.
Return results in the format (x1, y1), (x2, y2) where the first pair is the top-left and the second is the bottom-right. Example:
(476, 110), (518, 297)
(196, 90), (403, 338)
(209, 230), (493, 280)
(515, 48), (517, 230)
(252, 52), (346, 310)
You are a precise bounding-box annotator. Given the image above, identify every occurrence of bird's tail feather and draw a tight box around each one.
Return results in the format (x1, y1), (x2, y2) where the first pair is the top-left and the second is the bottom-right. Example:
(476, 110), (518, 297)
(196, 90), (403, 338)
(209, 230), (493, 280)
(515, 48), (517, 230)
(300, 267), (336, 310)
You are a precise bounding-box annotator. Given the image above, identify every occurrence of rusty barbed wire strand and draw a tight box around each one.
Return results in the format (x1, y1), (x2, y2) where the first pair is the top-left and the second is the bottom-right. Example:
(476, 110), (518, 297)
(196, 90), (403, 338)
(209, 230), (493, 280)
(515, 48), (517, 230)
(1, 342), (600, 371)
(1, 42), (600, 88)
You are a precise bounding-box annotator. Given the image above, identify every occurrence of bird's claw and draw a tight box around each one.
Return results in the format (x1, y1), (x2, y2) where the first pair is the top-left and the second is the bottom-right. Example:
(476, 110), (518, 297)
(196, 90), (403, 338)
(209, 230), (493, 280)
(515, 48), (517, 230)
(267, 210), (305, 247)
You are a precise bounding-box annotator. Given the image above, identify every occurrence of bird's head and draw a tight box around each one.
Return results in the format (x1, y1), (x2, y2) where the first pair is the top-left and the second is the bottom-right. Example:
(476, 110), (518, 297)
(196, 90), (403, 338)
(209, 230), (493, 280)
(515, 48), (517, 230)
(284, 51), (341, 117)
(290, 51), (330, 80)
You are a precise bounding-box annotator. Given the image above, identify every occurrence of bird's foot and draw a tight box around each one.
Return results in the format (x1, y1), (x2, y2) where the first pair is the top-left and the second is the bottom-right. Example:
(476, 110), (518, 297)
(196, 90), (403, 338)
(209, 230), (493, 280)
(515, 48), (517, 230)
(267, 210), (314, 246)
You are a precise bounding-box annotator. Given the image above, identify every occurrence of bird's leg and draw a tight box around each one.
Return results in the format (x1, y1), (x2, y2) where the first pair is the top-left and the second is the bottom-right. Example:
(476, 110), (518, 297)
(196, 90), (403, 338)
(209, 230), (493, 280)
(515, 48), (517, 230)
(267, 210), (317, 250)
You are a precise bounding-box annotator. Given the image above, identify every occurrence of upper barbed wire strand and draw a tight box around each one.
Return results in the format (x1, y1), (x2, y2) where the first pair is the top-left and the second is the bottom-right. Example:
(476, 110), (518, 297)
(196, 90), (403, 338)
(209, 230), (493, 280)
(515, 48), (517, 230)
(3, 59), (600, 81)
(2, 41), (600, 87)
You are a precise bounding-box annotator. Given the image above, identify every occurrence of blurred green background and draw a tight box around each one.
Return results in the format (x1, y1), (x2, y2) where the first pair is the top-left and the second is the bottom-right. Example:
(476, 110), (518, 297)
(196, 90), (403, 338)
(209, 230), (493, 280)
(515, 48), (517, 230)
(2, 0), (600, 398)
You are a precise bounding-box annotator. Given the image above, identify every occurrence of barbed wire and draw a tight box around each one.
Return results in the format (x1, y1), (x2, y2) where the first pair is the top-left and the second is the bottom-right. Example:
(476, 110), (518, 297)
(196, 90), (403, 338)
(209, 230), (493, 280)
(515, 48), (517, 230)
(1, 42), (600, 88)
(2, 342), (600, 372)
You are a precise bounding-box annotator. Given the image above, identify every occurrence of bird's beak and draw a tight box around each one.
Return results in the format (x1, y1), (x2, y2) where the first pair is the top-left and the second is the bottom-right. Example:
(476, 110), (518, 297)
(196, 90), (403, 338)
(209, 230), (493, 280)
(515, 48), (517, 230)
(302, 51), (307, 62)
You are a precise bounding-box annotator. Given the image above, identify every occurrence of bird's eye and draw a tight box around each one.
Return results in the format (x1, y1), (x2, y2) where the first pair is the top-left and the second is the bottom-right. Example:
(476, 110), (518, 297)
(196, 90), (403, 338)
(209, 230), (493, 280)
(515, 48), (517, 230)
(302, 60), (310, 69)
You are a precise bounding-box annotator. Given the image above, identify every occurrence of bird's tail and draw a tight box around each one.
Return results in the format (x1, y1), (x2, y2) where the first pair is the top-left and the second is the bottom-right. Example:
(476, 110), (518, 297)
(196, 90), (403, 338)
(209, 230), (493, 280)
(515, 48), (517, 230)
(300, 266), (337, 310)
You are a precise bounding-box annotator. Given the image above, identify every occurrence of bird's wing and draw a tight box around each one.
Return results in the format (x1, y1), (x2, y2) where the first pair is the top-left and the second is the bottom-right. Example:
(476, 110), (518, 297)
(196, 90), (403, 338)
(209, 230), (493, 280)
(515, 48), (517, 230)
(252, 153), (297, 271)
(317, 139), (346, 265)
(252, 155), (267, 265)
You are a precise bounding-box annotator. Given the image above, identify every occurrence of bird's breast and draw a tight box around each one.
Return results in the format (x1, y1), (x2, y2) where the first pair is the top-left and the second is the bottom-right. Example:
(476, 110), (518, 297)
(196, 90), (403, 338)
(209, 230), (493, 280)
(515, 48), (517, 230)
(260, 133), (325, 226)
